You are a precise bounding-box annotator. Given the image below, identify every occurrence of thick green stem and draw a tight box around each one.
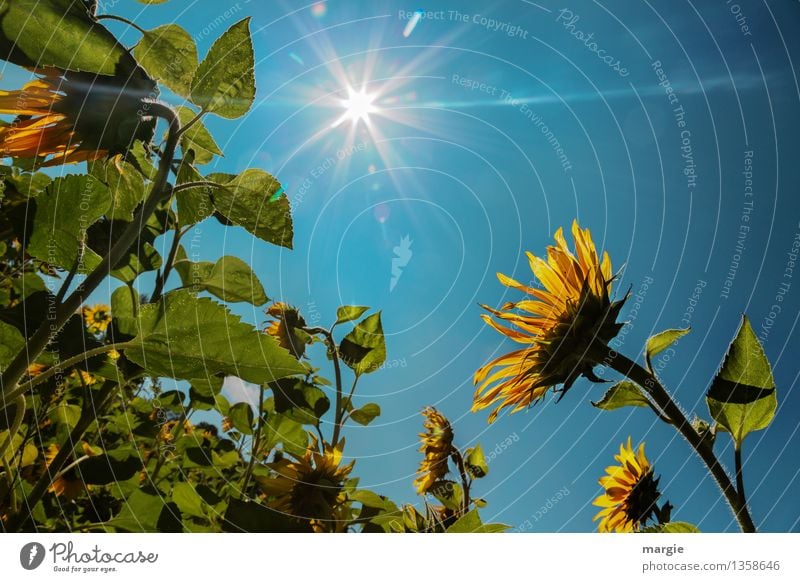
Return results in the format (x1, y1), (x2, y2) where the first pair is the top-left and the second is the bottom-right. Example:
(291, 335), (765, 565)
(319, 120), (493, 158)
(595, 344), (756, 532)
(303, 327), (344, 446)
(0, 396), (25, 461)
(0, 103), (180, 403)
(735, 446), (747, 512)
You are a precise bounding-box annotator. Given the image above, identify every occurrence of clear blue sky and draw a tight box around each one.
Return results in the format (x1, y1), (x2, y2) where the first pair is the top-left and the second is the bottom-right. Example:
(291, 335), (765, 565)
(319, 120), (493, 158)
(38, 0), (800, 532)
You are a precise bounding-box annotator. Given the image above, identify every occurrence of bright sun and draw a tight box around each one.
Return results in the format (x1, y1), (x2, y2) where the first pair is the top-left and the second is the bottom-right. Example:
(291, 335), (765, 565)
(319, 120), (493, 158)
(333, 86), (377, 127)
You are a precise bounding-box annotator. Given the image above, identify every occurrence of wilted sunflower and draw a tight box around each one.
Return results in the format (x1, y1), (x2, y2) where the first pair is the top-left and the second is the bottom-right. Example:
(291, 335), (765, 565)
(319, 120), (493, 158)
(413, 407), (454, 495)
(257, 437), (354, 532)
(593, 438), (662, 533)
(265, 302), (309, 359)
(0, 67), (156, 166)
(474, 220), (626, 423)
(82, 304), (111, 334)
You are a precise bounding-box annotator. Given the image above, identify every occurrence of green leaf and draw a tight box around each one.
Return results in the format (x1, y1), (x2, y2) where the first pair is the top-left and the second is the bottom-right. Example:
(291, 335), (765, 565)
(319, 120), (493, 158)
(228, 402), (255, 435)
(335, 305), (370, 325)
(646, 328), (690, 369)
(212, 169), (293, 248)
(0, 320), (24, 371)
(107, 489), (182, 532)
(28, 175), (110, 272)
(190, 18), (255, 119)
(90, 159), (145, 222)
(135, 24), (197, 98)
(188, 375), (224, 411)
(125, 290), (305, 384)
(177, 106), (222, 164)
(465, 444), (488, 478)
(339, 312), (386, 376)
(263, 413), (308, 456)
(175, 158), (214, 225)
(79, 448), (142, 485)
(446, 509), (510, 533)
(429, 480), (462, 511)
(349, 403), (381, 426)
(271, 378), (330, 425)
(592, 381), (651, 411)
(48, 403), (81, 430)
(111, 286), (139, 337)
(706, 316), (777, 447)
(0, 0), (143, 76)
(185, 255), (268, 305)
(171, 482), (206, 519)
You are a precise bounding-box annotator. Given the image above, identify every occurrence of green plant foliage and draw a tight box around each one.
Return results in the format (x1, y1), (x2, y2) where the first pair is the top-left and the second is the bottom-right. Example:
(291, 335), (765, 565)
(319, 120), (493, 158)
(642, 522), (700, 533)
(592, 381), (651, 411)
(176, 107), (223, 164)
(446, 509), (509, 533)
(645, 328), (690, 370)
(706, 316), (777, 448)
(28, 175), (110, 272)
(135, 24), (197, 98)
(465, 444), (488, 478)
(174, 248), (269, 305)
(335, 305), (370, 325)
(339, 312), (386, 376)
(124, 291), (306, 384)
(349, 402), (381, 426)
(190, 18), (255, 119)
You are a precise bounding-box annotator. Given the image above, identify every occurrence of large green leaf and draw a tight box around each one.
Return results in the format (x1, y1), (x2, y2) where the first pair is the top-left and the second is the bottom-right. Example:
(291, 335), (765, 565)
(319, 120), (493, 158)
(335, 305), (369, 325)
(110, 285), (139, 337)
(642, 521), (700, 533)
(190, 18), (255, 119)
(124, 290), (305, 384)
(645, 328), (690, 370)
(465, 444), (488, 478)
(707, 316), (777, 447)
(107, 489), (182, 532)
(89, 158), (145, 222)
(79, 448), (142, 485)
(28, 175), (110, 272)
(0, 0), (141, 76)
(271, 378), (330, 425)
(175, 251), (268, 306)
(134, 24), (197, 98)
(212, 169), (293, 249)
(222, 498), (311, 532)
(339, 312), (386, 376)
(592, 381), (651, 411)
(228, 402), (254, 435)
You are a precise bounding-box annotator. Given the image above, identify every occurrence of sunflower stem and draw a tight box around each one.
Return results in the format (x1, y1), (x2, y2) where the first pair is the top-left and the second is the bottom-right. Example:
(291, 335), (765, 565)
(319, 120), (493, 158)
(595, 344), (756, 533)
(240, 384), (266, 497)
(734, 445), (747, 513)
(0, 102), (180, 405)
(303, 327), (344, 446)
(96, 14), (147, 34)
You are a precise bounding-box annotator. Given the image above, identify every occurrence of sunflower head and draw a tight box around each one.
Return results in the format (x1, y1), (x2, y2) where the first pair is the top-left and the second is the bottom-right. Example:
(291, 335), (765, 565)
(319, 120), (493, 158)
(265, 302), (309, 359)
(0, 68), (156, 167)
(474, 220), (626, 423)
(257, 438), (355, 531)
(413, 407), (455, 495)
(593, 438), (663, 533)
(82, 304), (111, 334)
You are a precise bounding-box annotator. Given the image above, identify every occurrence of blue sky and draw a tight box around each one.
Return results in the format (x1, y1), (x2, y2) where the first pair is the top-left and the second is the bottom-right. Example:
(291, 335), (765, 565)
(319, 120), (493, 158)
(18, 0), (800, 532)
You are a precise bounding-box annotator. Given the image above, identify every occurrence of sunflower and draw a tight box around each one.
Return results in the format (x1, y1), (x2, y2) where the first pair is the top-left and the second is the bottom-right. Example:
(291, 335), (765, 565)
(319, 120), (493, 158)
(593, 438), (662, 533)
(0, 68), (155, 166)
(473, 220), (626, 423)
(264, 302), (309, 359)
(82, 304), (111, 334)
(413, 407), (454, 495)
(257, 437), (355, 531)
